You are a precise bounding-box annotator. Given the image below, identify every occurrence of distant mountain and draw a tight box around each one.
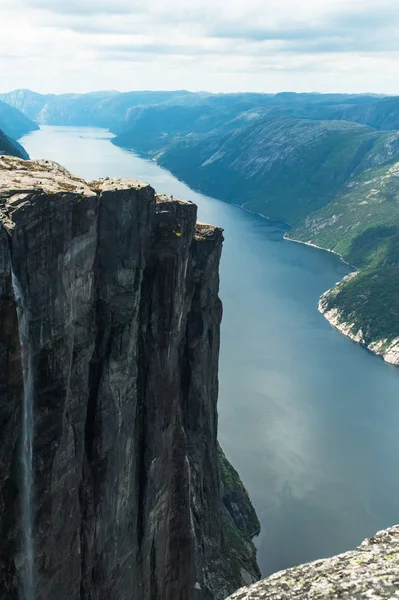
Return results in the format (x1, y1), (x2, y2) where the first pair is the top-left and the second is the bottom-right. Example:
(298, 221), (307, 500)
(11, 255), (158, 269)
(3, 88), (398, 133)
(0, 89), (193, 130)
(0, 99), (38, 139)
(114, 109), (399, 223)
(332, 97), (399, 131)
(0, 130), (29, 158)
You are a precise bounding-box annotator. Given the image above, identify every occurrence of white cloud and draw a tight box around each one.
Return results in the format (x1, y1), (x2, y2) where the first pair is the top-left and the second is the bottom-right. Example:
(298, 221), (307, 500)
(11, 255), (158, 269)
(0, 0), (398, 94)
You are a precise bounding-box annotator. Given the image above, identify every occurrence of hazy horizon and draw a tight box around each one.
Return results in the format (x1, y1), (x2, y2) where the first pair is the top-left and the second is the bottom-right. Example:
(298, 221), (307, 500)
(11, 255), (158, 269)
(1, 0), (399, 95)
(0, 87), (394, 97)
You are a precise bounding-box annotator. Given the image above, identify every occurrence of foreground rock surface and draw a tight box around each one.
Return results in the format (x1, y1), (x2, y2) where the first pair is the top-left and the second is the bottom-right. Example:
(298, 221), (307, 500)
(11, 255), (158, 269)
(227, 526), (399, 599)
(0, 156), (259, 600)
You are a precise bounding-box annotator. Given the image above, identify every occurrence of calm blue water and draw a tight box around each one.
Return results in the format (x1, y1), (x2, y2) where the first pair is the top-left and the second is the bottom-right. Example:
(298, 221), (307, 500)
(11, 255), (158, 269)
(21, 126), (399, 577)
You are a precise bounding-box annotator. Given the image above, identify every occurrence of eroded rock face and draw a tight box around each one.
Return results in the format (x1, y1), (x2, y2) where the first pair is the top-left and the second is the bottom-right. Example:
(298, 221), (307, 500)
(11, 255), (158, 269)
(0, 157), (259, 600)
(226, 526), (399, 600)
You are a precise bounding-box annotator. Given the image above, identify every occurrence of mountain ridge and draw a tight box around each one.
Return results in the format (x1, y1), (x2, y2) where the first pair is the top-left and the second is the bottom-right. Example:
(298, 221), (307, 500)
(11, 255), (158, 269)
(0, 98), (38, 140)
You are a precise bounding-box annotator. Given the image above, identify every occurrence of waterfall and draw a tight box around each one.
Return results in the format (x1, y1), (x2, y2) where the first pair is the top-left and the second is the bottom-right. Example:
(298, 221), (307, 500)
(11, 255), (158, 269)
(11, 271), (35, 600)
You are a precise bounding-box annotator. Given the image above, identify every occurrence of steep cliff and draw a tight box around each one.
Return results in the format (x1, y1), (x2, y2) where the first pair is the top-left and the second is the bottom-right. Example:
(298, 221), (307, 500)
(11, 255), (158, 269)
(0, 130), (28, 159)
(0, 99), (38, 140)
(0, 156), (259, 600)
(226, 525), (399, 600)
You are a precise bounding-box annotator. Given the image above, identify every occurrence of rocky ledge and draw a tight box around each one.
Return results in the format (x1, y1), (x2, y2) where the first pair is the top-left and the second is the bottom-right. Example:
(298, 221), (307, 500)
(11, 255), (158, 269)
(318, 273), (399, 366)
(0, 156), (259, 600)
(226, 525), (399, 599)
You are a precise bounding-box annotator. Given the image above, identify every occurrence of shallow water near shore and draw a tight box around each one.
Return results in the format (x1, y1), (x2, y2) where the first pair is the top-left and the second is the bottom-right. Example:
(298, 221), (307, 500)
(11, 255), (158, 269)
(21, 125), (399, 577)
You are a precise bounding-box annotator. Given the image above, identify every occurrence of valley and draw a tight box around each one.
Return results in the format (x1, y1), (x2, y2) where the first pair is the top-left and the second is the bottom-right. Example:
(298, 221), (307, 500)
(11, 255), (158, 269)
(20, 125), (399, 579)
(6, 89), (399, 360)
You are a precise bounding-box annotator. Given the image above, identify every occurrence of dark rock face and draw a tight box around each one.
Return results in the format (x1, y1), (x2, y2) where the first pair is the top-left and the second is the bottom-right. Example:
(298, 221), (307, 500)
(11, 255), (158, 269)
(0, 157), (259, 600)
(219, 447), (261, 591)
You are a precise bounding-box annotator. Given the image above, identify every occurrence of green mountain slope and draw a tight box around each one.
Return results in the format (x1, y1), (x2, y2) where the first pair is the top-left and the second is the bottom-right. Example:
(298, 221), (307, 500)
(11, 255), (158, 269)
(0, 99), (38, 139)
(289, 162), (399, 360)
(112, 99), (399, 363)
(115, 112), (399, 223)
(335, 97), (399, 131)
(0, 130), (29, 158)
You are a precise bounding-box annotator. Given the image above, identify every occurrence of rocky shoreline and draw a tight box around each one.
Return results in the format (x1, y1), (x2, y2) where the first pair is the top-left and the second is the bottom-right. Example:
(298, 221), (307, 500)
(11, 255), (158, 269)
(319, 274), (399, 366)
(284, 234), (399, 367)
(283, 232), (355, 267)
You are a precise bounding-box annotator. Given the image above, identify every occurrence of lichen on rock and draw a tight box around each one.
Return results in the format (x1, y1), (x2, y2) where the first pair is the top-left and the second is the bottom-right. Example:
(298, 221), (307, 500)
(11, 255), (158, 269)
(226, 525), (399, 599)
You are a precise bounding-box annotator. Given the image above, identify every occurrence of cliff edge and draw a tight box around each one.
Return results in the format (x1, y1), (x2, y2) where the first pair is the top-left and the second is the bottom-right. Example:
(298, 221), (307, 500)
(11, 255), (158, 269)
(226, 525), (399, 599)
(0, 156), (259, 600)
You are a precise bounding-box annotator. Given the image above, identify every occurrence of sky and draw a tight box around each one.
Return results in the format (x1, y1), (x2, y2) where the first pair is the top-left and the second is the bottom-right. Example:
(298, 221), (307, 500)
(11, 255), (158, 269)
(1, 0), (399, 95)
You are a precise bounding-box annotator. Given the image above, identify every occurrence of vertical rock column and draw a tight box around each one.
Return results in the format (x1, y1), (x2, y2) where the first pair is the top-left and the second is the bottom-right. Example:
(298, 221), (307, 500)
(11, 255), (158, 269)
(78, 182), (157, 600)
(134, 199), (224, 600)
(7, 185), (99, 600)
(0, 224), (22, 600)
(0, 158), (257, 600)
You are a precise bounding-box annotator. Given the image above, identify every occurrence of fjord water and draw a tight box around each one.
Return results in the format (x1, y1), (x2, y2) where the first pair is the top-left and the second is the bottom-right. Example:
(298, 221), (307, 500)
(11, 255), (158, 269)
(21, 126), (399, 577)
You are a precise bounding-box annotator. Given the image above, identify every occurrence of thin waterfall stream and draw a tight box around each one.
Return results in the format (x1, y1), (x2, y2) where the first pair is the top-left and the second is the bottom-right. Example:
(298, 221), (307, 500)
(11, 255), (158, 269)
(12, 271), (35, 600)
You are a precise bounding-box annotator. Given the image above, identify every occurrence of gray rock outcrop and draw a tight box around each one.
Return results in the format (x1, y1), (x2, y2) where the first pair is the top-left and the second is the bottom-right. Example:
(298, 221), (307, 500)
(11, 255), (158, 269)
(226, 526), (399, 599)
(0, 156), (259, 600)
